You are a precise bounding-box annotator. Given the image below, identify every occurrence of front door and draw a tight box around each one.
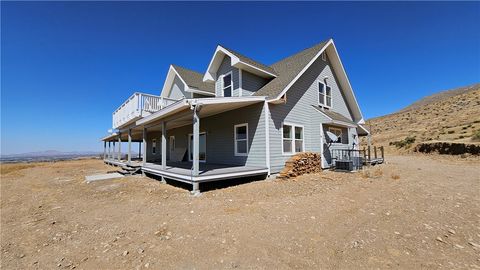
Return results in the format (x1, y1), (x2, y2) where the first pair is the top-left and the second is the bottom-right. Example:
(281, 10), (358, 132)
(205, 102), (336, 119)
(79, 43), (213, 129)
(188, 133), (206, 162)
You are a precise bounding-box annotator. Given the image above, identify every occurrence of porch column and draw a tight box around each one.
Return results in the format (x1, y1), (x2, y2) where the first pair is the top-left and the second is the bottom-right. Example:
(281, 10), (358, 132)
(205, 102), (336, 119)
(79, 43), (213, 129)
(192, 107), (200, 177)
(112, 141), (116, 160)
(108, 141), (111, 159)
(127, 129), (132, 165)
(117, 133), (122, 161)
(161, 121), (167, 170)
(138, 142), (141, 159)
(142, 127), (147, 165)
(103, 141), (107, 160)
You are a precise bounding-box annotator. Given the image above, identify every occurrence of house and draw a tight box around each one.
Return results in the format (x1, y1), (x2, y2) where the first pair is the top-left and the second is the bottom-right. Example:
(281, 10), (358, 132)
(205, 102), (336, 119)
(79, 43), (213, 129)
(101, 38), (369, 193)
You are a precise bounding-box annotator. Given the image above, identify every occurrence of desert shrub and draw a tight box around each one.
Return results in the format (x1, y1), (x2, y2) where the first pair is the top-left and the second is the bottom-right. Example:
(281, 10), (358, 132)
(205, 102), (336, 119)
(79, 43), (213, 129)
(391, 173), (400, 180)
(389, 136), (416, 148)
(458, 135), (464, 139)
(472, 129), (480, 142)
(473, 120), (480, 124)
(462, 126), (468, 130)
(447, 130), (455, 134)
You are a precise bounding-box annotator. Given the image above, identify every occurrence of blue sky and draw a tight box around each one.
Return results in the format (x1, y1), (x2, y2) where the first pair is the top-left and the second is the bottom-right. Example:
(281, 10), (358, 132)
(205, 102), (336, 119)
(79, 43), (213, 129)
(1, 2), (479, 154)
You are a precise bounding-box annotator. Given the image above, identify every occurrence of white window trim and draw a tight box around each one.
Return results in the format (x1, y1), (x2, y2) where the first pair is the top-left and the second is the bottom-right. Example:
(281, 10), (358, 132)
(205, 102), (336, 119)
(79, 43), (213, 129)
(328, 127), (343, 144)
(234, 123), (248, 156)
(321, 51), (327, 61)
(222, 71), (233, 97)
(318, 80), (332, 109)
(152, 139), (157, 155)
(281, 122), (305, 156)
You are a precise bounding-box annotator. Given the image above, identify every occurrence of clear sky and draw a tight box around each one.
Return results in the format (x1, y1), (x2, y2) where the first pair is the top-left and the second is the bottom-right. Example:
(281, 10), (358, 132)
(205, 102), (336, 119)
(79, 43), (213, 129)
(1, 1), (479, 154)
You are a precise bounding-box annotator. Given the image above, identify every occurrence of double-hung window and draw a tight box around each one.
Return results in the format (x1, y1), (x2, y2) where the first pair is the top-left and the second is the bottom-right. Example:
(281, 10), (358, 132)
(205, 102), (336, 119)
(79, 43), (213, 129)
(234, 123), (248, 156)
(222, 72), (232, 97)
(282, 123), (304, 154)
(318, 81), (332, 108)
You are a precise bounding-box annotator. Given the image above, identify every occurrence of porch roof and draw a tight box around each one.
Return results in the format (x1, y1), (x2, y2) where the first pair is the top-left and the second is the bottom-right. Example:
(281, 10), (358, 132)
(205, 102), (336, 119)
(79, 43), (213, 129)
(312, 105), (358, 128)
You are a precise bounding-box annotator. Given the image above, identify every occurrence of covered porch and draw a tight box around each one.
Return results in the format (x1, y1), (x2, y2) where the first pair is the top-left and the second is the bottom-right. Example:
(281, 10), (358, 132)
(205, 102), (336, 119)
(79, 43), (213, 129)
(142, 161), (268, 183)
(103, 96), (269, 193)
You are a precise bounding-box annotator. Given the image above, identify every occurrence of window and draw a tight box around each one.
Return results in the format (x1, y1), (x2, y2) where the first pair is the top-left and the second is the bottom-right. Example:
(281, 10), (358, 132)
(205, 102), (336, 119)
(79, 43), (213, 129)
(282, 123), (304, 154)
(328, 127), (343, 144)
(222, 72), (232, 97)
(169, 136), (175, 153)
(295, 126), (303, 152)
(321, 52), (326, 61)
(234, 123), (248, 156)
(152, 139), (157, 154)
(318, 81), (332, 108)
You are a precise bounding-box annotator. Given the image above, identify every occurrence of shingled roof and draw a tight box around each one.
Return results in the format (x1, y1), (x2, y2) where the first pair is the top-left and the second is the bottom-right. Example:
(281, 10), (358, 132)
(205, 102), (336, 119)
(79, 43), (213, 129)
(220, 45), (277, 76)
(254, 40), (330, 99)
(172, 65), (215, 94)
(312, 105), (356, 125)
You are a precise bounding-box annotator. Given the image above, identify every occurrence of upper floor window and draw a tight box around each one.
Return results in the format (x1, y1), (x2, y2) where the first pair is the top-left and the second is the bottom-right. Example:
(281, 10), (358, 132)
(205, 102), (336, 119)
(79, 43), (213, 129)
(222, 72), (232, 97)
(234, 123), (248, 156)
(321, 52), (327, 61)
(282, 123), (304, 154)
(318, 81), (332, 108)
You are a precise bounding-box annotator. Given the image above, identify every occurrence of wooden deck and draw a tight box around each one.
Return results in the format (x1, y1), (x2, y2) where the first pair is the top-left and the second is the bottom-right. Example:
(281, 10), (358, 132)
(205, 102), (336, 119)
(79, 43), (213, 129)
(142, 162), (269, 183)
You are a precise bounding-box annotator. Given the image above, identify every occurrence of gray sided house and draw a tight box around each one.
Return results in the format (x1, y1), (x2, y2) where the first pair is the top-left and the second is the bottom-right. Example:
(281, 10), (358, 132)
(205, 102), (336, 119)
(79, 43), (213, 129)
(102, 38), (369, 193)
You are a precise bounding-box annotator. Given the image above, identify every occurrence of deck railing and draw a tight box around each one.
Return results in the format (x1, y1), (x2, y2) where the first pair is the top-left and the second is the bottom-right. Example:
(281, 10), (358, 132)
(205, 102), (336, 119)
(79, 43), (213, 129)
(112, 92), (178, 129)
(329, 146), (385, 170)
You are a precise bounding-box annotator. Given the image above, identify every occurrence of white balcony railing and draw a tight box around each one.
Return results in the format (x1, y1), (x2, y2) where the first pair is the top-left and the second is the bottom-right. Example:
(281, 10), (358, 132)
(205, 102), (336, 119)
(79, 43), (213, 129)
(112, 92), (178, 129)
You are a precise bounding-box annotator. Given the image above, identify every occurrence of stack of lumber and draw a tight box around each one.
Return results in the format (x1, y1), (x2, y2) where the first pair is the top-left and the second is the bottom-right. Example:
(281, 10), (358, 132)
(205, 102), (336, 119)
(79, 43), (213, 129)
(277, 152), (322, 180)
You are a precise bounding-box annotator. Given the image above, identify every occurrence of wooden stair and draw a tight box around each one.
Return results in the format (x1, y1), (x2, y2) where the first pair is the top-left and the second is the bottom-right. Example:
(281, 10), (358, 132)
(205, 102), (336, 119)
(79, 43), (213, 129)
(118, 164), (141, 175)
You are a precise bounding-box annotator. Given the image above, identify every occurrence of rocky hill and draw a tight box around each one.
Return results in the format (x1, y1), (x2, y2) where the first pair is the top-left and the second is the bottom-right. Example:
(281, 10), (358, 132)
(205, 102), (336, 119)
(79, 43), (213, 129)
(365, 83), (480, 152)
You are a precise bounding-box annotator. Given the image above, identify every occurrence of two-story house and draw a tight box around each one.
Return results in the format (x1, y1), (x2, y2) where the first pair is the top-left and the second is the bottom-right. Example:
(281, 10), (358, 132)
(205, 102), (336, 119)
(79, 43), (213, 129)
(102, 38), (369, 193)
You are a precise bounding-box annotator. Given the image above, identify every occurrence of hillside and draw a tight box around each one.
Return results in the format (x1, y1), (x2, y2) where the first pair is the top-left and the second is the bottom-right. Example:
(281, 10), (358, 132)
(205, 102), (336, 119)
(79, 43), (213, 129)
(365, 83), (480, 152)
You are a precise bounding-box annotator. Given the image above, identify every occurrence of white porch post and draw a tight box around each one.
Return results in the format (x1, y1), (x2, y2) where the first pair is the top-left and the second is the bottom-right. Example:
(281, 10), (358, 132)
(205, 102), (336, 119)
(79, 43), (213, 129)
(142, 127), (147, 166)
(117, 134), (122, 161)
(192, 107), (200, 177)
(108, 141), (111, 159)
(127, 129), (132, 165)
(264, 101), (271, 176)
(103, 141), (107, 160)
(161, 121), (167, 170)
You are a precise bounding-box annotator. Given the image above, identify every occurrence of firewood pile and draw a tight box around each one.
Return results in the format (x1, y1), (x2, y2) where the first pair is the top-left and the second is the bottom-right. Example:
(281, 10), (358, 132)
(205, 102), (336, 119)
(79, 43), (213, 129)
(277, 152), (322, 180)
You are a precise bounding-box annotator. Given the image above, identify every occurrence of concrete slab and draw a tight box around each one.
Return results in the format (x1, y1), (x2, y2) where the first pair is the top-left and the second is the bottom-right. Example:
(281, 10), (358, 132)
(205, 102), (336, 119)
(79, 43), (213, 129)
(85, 173), (124, 183)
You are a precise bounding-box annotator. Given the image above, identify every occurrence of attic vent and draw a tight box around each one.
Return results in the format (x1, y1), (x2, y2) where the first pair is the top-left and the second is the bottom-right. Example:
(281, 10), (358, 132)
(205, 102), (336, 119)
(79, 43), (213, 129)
(321, 52), (326, 61)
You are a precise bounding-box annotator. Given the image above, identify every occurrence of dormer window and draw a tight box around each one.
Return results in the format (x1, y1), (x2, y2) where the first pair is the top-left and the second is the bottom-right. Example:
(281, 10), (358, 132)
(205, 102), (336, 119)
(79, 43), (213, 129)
(318, 81), (332, 108)
(222, 72), (232, 97)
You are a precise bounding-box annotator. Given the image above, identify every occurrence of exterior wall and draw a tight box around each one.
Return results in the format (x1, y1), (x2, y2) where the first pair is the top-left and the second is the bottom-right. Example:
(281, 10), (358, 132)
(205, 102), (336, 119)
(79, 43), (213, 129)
(168, 75), (190, 99)
(241, 70), (270, 96)
(215, 56), (240, 97)
(146, 102), (267, 167)
(267, 54), (356, 173)
(145, 131), (162, 162)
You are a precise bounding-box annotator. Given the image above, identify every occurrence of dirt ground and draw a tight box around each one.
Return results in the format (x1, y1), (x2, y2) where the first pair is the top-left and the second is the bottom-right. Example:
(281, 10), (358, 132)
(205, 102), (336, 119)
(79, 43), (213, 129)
(1, 155), (479, 269)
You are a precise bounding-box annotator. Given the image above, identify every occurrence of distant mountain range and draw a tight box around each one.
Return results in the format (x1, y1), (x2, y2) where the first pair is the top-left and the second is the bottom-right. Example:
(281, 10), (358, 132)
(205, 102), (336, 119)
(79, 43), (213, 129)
(1, 150), (101, 158)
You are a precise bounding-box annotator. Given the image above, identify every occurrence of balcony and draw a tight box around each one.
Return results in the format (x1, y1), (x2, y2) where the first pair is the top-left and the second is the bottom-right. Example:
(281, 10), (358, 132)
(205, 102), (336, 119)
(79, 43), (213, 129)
(112, 92), (178, 129)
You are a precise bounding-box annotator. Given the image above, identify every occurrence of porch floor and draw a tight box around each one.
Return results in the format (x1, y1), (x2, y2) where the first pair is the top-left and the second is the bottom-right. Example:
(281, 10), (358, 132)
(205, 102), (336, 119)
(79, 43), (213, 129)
(142, 161), (269, 183)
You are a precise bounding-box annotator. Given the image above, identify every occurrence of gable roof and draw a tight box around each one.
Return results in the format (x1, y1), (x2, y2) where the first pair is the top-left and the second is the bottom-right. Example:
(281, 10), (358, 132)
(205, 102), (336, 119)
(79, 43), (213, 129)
(254, 39), (364, 124)
(161, 65), (215, 98)
(203, 45), (277, 82)
(171, 65), (215, 94)
(220, 45), (277, 76)
(254, 40), (330, 99)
